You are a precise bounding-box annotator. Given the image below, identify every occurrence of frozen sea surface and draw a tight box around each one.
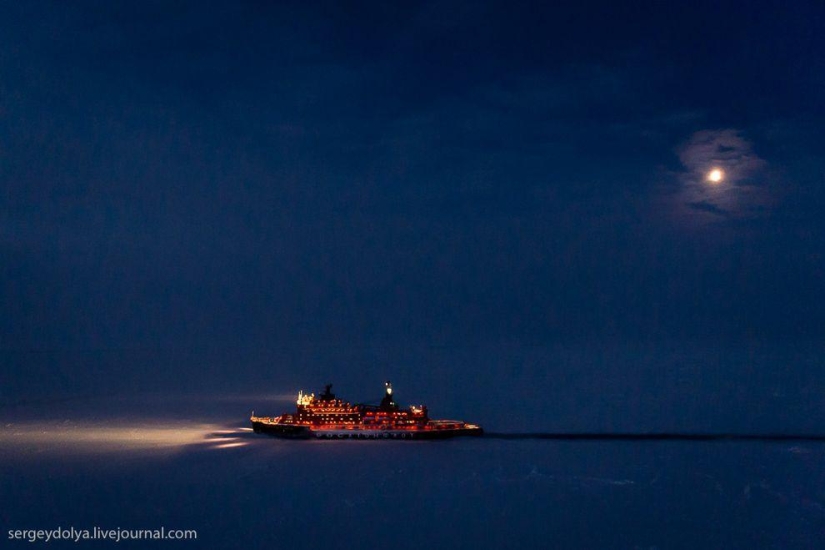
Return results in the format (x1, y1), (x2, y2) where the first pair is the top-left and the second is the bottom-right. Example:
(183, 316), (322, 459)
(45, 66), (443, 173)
(2, 393), (824, 549)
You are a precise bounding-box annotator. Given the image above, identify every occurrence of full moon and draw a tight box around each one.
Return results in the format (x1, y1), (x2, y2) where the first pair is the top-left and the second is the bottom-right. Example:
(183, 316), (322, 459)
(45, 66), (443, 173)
(707, 168), (724, 183)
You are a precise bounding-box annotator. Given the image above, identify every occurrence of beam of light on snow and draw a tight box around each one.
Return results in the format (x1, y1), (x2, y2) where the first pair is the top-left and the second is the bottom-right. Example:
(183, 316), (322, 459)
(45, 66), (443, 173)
(0, 420), (228, 456)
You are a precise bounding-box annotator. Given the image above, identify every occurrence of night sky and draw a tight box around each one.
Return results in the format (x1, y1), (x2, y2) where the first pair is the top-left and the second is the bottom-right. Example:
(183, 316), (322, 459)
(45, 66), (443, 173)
(3, 3), (825, 547)
(2, 1), (824, 385)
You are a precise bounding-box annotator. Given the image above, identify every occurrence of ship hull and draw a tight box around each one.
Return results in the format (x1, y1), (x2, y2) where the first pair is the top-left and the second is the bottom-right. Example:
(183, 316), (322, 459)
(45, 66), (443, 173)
(251, 421), (483, 440)
(251, 421), (312, 439)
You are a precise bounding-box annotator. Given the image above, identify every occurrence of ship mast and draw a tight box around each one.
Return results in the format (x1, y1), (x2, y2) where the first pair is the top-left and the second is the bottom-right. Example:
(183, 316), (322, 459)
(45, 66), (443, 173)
(380, 380), (397, 410)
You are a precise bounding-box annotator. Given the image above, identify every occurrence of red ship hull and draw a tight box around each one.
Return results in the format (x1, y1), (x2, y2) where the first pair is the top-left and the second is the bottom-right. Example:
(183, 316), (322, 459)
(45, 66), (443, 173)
(251, 419), (483, 440)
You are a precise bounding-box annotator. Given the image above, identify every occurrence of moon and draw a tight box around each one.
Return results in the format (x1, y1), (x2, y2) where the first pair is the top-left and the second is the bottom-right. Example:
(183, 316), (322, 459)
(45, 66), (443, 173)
(707, 168), (724, 183)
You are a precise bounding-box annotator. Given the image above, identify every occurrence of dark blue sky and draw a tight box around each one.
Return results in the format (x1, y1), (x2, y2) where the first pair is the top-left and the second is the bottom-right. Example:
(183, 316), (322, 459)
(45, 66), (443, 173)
(2, 0), (824, 351)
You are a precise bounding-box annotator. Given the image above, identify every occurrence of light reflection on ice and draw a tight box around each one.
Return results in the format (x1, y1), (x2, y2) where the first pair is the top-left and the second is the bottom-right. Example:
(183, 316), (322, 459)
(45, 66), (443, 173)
(0, 420), (254, 456)
(212, 441), (249, 449)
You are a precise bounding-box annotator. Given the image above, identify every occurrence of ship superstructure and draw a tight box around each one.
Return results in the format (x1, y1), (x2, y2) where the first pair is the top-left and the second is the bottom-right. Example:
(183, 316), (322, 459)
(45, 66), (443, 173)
(251, 381), (482, 440)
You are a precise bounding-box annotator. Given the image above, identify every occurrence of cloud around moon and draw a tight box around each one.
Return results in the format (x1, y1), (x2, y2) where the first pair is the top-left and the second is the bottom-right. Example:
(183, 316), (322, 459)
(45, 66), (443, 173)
(673, 129), (772, 221)
(678, 129), (766, 184)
